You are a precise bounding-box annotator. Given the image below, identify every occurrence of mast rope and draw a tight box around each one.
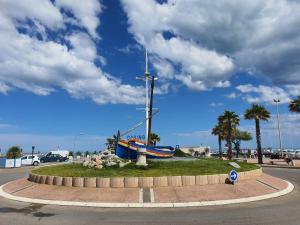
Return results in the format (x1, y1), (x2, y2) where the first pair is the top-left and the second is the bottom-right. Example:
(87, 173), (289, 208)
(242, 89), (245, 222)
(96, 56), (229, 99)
(120, 110), (159, 137)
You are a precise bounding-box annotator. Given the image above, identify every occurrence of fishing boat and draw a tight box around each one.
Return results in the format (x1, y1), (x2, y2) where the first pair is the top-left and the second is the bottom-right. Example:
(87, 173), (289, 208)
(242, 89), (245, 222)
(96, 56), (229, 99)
(116, 138), (174, 159)
(115, 49), (175, 160)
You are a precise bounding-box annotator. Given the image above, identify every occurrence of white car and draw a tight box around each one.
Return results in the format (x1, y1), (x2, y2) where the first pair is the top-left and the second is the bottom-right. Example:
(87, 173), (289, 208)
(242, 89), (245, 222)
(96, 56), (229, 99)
(21, 155), (40, 166)
(294, 150), (300, 159)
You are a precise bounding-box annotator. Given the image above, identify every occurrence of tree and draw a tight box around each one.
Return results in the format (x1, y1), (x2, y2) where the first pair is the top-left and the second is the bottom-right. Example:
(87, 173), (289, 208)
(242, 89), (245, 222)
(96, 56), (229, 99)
(6, 146), (21, 159)
(289, 96), (300, 113)
(76, 151), (81, 156)
(85, 151), (90, 156)
(218, 111), (240, 159)
(149, 133), (160, 146)
(106, 134), (118, 150)
(244, 104), (270, 164)
(68, 151), (74, 157)
(232, 130), (252, 158)
(211, 124), (225, 158)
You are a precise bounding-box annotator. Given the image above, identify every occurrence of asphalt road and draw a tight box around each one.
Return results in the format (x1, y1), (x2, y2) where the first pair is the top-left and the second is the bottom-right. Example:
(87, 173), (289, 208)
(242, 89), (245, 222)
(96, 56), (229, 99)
(0, 167), (299, 225)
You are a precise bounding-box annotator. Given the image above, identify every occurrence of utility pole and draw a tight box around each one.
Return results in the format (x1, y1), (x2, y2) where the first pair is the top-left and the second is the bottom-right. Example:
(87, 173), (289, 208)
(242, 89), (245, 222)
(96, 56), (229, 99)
(274, 99), (283, 155)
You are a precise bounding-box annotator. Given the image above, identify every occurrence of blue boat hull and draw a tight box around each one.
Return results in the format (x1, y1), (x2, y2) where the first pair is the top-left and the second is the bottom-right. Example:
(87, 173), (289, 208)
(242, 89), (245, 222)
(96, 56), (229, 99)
(116, 140), (174, 159)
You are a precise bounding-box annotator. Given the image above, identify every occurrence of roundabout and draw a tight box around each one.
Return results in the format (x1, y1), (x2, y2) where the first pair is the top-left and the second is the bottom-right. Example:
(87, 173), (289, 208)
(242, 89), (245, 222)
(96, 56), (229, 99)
(0, 160), (293, 208)
(0, 166), (298, 225)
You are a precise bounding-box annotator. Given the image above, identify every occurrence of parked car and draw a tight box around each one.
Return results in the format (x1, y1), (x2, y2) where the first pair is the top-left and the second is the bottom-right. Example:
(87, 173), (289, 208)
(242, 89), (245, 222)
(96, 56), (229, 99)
(263, 151), (272, 158)
(270, 153), (281, 159)
(45, 150), (69, 158)
(287, 150), (296, 159)
(295, 150), (300, 159)
(40, 153), (68, 163)
(21, 155), (40, 166)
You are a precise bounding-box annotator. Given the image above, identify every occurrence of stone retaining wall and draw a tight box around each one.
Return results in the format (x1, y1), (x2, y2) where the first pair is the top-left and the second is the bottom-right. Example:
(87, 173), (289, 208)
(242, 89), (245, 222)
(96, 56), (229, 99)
(28, 168), (262, 188)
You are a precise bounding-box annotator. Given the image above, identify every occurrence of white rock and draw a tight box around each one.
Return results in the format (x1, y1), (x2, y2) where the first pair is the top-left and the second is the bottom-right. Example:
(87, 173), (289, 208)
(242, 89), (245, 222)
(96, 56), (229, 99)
(229, 162), (240, 169)
(119, 161), (131, 168)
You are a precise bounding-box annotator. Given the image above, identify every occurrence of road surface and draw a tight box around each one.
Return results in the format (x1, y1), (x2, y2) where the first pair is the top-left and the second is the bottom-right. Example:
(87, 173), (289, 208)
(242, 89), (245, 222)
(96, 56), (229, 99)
(0, 166), (299, 225)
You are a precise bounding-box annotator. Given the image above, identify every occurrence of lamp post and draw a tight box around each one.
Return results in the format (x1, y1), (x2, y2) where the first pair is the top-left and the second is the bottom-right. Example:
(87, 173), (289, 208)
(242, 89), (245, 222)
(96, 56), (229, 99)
(273, 99), (283, 155)
(31, 146), (35, 165)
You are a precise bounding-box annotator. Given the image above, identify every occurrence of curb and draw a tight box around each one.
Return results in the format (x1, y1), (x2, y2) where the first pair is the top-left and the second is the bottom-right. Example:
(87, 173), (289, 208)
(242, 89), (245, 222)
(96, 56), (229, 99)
(0, 180), (294, 208)
(260, 165), (300, 169)
(27, 168), (263, 188)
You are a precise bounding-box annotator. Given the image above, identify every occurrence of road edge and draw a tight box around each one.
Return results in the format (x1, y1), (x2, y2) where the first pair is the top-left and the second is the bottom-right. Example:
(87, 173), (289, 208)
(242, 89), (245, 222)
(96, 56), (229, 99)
(0, 180), (294, 208)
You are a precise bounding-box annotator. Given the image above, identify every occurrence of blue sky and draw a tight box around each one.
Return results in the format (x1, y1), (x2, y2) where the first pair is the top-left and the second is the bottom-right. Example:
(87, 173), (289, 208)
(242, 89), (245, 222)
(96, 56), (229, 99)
(0, 0), (300, 153)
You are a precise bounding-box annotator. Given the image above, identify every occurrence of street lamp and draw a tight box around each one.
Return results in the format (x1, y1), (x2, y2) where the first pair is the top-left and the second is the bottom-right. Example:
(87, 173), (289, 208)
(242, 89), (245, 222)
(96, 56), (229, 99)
(273, 99), (283, 154)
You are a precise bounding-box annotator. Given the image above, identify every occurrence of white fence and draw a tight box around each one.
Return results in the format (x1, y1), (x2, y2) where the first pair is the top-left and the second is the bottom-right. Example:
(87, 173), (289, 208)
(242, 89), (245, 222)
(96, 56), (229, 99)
(0, 158), (21, 168)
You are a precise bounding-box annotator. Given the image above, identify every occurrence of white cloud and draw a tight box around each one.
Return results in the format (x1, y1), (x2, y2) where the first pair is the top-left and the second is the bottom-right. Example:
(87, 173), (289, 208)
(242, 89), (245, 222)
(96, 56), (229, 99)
(225, 92), (238, 99)
(209, 102), (223, 107)
(152, 58), (174, 80)
(121, 0), (300, 90)
(0, 82), (11, 94)
(121, 1), (235, 91)
(236, 84), (291, 104)
(55, 0), (102, 38)
(67, 32), (97, 61)
(154, 83), (170, 95)
(0, 0), (144, 105)
(0, 0), (64, 29)
(286, 85), (300, 96)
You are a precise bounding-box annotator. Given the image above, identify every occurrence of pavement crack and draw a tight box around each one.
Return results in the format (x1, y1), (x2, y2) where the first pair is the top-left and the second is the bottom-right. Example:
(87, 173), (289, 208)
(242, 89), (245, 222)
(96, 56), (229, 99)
(256, 179), (279, 191)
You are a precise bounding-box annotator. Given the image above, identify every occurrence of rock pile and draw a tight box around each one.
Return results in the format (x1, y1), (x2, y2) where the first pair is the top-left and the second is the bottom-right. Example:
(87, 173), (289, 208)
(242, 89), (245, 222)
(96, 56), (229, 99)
(82, 150), (131, 169)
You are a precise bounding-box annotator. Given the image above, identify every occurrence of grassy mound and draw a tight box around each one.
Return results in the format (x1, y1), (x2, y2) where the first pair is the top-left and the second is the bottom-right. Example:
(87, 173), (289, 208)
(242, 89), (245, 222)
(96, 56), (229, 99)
(33, 159), (258, 178)
(173, 148), (190, 157)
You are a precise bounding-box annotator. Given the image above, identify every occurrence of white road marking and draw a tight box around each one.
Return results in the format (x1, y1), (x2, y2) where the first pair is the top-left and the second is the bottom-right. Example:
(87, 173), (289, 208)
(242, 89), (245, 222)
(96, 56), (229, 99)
(0, 180), (294, 208)
(139, 188), (143, 203)
(150, 188), (154, 203)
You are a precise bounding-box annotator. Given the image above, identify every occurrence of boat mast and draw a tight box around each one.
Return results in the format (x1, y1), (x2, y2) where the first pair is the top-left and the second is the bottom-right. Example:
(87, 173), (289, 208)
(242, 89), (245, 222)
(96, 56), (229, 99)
(147, 76), (155, 146)
(145, 49), (150, 145)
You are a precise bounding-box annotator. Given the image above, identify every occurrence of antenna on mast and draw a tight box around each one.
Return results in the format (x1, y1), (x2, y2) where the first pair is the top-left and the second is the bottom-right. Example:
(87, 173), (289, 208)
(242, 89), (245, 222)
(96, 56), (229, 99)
(145, 48), (149, 75)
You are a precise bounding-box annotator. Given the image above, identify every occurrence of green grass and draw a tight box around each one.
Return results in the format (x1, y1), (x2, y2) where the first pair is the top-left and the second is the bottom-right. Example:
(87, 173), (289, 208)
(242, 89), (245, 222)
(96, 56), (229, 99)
(33, 159), (258, 178)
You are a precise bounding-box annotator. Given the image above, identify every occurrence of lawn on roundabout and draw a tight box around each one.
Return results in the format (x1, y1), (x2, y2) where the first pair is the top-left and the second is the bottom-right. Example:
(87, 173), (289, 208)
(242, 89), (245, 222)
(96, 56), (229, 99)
(32, 159), (258, 178)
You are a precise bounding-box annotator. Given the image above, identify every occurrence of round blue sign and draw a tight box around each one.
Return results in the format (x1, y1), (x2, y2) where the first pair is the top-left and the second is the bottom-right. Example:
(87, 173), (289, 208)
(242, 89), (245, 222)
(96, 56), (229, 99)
(229, 170), (238, 182)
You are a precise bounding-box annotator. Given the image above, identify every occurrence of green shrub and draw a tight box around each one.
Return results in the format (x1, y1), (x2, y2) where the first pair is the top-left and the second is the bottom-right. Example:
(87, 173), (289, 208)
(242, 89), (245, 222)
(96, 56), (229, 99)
(6, 146), (21, 159)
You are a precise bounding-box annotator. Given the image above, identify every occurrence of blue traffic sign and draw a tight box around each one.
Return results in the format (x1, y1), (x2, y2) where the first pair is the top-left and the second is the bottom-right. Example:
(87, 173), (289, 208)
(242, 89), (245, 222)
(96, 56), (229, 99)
(229, 170), (238, 183)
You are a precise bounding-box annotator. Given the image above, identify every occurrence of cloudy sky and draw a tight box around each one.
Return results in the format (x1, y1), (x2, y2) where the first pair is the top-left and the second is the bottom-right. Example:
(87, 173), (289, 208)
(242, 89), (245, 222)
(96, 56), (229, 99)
(0, 0), (300, 152)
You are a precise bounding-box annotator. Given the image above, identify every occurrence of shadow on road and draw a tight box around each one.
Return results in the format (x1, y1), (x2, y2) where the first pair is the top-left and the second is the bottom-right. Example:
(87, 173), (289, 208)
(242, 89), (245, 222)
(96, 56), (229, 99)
(0, 203), (55, 218)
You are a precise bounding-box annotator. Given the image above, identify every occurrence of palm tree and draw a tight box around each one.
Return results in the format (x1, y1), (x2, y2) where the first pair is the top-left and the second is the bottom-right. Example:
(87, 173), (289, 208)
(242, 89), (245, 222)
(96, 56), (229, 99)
(218, 111), (240, 159)
(150, 133), (160, 146)
(232, 130), (252, 158)
(6, 146), (21, 159)
(244, 104), (270, 164)
(289, 96), (300, 113)
(211, 124), (224, 158)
